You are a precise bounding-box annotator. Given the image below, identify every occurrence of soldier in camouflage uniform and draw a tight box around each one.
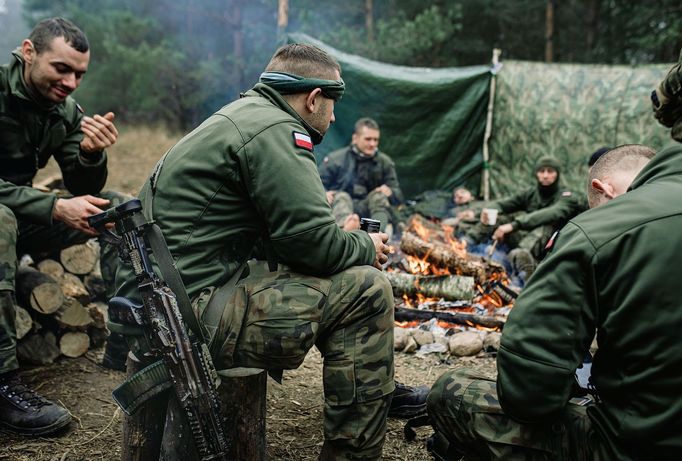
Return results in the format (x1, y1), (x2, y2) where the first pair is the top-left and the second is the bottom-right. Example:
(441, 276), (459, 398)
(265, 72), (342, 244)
(114, 44), (426, 460)
(427, 143), (682, 460)
(651, 48), (682, 142)
(319, 117), (403, 233)
(0, 18), (123, 435)
(465, 156), (582, 277)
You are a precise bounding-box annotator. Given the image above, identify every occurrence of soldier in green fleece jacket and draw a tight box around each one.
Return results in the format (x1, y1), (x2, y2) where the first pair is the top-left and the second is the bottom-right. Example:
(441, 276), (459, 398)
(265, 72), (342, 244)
(114, 43), (422, 460)
(0, 18), (120, 436)
(426, 143), (682, 460)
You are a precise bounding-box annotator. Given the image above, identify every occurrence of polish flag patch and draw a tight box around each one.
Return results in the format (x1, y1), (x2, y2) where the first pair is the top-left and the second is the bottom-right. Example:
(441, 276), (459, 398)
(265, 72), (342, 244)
(293, 131), (313, 151)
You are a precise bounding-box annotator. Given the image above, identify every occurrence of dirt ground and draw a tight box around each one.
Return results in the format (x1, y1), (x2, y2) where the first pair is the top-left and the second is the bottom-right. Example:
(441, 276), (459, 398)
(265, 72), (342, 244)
(1, 126), (499, 460)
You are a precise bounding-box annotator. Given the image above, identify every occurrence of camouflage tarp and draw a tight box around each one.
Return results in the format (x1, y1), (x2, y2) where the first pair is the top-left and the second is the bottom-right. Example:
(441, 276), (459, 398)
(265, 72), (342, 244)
(489, 60), (676, 197)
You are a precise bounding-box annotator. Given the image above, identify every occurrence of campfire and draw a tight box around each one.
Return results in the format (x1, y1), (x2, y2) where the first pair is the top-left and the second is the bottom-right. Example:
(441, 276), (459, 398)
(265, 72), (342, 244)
(386, 215), (518, 357)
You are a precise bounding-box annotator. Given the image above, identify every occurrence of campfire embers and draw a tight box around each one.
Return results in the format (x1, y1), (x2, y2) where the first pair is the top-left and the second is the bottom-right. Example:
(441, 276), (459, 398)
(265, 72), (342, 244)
(386, 215), (518, 356)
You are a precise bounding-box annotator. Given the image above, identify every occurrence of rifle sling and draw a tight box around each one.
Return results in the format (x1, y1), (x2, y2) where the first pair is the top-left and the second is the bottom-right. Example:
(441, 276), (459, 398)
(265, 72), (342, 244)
(141, 176), (206, 343)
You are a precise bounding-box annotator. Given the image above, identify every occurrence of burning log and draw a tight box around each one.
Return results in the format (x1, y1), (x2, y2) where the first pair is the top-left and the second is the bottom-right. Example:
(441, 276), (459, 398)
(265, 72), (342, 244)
(385, 271), (475, 301)
(400, 232), (496, 284)
(394, 306), (505, 330)
(406, 214), (451, 243)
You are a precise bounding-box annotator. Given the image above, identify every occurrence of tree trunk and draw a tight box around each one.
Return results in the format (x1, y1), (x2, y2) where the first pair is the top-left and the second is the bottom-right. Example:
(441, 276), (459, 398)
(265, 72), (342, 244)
(395, 307), (505, 330)
(16, 266), (64, 314)
(365, 0), (374, 43)
(385, 272), (475, 301)
(59, 331), (90, 357)
(60, 240), (99, 275)
(15, 305), (33, 340)
(54, 297), (93, 330)
(545, 0), (555, 63)
(59, 272), (91, 305)
(277, 0), (289, 39)
(37, 258), (64, 279)
(219, 368), (267, 460)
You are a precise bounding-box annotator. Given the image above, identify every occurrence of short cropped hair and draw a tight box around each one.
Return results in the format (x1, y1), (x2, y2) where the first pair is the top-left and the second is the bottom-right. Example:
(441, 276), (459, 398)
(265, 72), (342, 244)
(265, 43), (340, 80)
(29, 17), (89, 54)
(587, 144), (655, 206)
(354, 117), (379, 133)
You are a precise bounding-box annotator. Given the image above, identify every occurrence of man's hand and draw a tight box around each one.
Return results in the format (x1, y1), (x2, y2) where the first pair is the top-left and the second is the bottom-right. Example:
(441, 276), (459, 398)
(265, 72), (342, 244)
(374, 184), (393, 197)
(325, 190), (336, 206)
(457, 209), (475, 221)
(493, 223), (514, 242)
(369, 231), (390, 269)
(80, 112), (118, 154)
(343, 213), (360, 231)
(53, 195), (111, 235)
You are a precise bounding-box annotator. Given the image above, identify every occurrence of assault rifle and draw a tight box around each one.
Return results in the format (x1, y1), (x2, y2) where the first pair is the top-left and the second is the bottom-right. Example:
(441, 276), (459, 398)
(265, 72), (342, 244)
(88, 199), (230, 460)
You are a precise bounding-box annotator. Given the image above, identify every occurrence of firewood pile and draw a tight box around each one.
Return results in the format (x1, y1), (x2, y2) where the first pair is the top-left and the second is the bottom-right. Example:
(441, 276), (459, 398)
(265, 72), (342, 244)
(15, 239), (109, 365)
(387, 214), (517, 357)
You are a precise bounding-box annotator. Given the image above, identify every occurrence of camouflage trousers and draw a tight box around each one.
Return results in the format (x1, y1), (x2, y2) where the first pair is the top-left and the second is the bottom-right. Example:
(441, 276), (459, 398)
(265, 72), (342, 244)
(427, 368), (604, 460)
(0, 191), (128, 374)
(130, 260), (395, 460)
(331, 191), (392, 232)
(464, 220), (553, 261)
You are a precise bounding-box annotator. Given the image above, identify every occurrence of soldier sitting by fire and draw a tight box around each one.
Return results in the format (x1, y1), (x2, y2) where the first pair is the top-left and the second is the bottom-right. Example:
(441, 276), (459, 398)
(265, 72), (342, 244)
(463, 156), (582, 280)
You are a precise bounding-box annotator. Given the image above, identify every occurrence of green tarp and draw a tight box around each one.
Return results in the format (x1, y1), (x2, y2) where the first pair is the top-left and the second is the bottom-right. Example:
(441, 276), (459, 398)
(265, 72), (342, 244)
(488, 60), (675, 196)
(288, 34), (676, 200)
(288, 33), (492, 199)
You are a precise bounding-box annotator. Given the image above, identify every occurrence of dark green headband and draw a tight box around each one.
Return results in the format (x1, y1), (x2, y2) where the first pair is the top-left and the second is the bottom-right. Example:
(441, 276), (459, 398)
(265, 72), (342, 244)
(259, 71), (345, 101)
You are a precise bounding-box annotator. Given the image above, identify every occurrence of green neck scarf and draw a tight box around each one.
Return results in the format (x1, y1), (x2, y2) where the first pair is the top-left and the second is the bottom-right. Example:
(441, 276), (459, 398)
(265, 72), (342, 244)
(259, 71), (345, 101)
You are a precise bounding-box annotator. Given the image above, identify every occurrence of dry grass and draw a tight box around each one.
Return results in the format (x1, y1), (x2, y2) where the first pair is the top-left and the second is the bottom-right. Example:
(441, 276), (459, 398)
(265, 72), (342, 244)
(34, 124), (182, 196)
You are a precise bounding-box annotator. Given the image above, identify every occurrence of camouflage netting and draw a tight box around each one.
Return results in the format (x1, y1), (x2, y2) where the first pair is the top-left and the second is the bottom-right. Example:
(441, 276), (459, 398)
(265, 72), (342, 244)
(489, 60), (676, 198)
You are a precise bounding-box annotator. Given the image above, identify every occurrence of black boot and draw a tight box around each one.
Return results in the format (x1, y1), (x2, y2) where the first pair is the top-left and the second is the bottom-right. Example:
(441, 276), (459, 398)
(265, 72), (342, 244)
(102, 332), (129, 371)
(0, 372), (71, 435)
(388, 381), (430, 419)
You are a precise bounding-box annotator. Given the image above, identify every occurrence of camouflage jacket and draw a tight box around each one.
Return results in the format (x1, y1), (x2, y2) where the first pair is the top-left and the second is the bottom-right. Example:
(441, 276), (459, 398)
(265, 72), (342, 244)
(497, 143), (682, 460)
(319, 145), (404, 205)
(116, 83), (375, 300)
(0, 50), (108, 225)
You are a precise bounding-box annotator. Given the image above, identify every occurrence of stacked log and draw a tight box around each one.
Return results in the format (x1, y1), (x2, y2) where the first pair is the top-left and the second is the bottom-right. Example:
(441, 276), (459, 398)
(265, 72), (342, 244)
(15, 239), (110, 364)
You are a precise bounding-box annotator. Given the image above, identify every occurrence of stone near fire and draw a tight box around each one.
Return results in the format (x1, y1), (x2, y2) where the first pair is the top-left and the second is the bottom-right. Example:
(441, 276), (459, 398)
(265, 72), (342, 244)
(412, 329), (435, 347)
(394, 327), (410, 350)
(483, 331), (502, 351)
(448, 331), (483, 356)
(403, 336), (419, 353)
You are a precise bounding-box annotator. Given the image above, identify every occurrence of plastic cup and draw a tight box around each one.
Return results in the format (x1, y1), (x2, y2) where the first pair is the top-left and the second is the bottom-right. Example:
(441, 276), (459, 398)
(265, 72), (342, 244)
(484, 208), (498, 226)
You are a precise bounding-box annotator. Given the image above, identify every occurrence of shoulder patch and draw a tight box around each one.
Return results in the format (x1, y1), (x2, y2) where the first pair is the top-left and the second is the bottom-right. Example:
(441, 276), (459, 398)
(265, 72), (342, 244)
(544, 229), (560, 252)
(562, 191), (573, 197)
(76, 103), (85, 114)
(293, 131), (313, 151)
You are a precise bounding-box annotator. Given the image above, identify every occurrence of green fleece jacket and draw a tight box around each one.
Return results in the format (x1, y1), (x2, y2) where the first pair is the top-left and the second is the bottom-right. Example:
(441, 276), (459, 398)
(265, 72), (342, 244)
(0, 50), (107, 225)
(497, 143), (682, 459)
(117, 83), (375, 300)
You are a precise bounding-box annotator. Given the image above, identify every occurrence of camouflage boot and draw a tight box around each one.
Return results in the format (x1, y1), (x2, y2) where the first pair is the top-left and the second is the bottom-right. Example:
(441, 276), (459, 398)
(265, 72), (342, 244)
(0, 371), (71, 435)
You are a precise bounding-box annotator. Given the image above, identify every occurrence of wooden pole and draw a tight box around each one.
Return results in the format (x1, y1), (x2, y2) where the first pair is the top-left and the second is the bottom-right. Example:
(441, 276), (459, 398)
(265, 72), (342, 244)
(545, 0), (554, 63)
(481, 48), (501, 201)
(365, 0), (374, 43)
(277, 0), (289, 43)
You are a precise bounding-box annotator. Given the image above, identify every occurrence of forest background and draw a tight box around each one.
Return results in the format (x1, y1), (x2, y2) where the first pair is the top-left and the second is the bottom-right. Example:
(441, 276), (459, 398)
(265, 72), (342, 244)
(1, 0), (680, 130)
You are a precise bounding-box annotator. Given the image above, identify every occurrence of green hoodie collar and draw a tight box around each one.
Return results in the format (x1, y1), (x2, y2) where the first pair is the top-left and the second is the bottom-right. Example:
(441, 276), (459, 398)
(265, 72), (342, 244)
(629, 144), (682, 191)
(248, 83), (324, 145)
(7, 49), (63, 113)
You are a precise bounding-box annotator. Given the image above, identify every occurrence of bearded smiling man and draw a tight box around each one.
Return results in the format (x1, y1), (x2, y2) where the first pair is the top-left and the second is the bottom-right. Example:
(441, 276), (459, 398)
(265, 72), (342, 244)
(0, 17), (125, 435)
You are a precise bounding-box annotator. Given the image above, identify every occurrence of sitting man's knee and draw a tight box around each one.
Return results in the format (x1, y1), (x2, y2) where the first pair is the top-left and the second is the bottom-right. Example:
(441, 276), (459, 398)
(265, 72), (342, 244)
(0, 204), (17, 237)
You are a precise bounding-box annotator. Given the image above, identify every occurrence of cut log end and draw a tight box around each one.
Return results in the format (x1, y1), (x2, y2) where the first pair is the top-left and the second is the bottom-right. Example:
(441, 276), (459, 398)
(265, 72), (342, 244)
(59, 331), (90, 357)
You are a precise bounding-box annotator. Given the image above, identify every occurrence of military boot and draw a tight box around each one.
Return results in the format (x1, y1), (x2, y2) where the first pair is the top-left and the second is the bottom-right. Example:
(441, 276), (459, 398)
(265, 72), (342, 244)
(0, 372), (71, 435)
(508, 248), (537, 283)
(388, 381), (430, 419)
(102, 332), (129, 372)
